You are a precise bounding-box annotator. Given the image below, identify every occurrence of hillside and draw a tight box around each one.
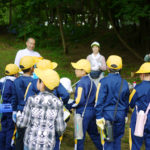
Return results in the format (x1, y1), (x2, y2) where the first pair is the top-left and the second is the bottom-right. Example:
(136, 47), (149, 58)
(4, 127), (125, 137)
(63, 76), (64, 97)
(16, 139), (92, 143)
(0, 33), (145, 150)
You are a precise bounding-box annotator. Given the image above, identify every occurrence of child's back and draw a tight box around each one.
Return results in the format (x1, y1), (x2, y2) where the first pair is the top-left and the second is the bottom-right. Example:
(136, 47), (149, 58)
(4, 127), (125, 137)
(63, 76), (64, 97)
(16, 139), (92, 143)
(0, 64), (20, 150)
(12, 76), (33, 111)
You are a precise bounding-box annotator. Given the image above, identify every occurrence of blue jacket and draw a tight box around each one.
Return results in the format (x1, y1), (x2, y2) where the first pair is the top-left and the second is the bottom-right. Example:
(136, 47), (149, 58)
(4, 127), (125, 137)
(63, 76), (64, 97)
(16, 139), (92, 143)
(71, 75), (97, 114)
(25, 79), (70, 105)
(11, 76), (33, 111)
(130, 81), (150, 130)
(0, 76), (16, 115)
(0, 78), (15, 104)
(95, 73), (130, 119)
(129, 81), (150, 111)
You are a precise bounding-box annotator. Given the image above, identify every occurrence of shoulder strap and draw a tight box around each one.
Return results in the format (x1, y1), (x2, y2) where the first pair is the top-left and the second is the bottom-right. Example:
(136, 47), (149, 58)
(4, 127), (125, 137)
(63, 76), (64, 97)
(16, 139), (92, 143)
(145, 103), (150, 115)
(82, 75), (93, 117)
(1, 78), (7, 102)
(113, 79), (124, 122)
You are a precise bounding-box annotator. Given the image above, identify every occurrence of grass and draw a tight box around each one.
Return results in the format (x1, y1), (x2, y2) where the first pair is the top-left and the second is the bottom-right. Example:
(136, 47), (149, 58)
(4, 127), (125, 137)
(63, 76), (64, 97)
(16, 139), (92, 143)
(0, 33), (145, 150)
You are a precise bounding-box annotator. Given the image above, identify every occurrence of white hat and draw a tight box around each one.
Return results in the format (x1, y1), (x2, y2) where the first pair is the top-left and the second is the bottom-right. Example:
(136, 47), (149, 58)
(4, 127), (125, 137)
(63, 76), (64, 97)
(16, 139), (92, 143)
(91, 41), (100, 47)
(60, 77), (73, 93)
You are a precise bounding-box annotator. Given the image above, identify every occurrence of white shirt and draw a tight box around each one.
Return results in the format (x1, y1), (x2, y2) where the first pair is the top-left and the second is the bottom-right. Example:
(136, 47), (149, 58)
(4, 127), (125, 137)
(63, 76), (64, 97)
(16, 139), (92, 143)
(87, 53), (106, 71)
(14, 48), (41, 67)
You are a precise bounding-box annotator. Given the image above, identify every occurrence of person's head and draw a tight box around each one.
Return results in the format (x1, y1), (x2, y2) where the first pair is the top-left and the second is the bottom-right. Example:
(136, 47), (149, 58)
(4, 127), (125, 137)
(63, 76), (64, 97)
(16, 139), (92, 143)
(71, 59), (91, 78)
(26, 38), (35, 50)
(19, 56), (35, 75)
(106, 55), (122, 73)
(36, 59), (57, 70)
(60, 77), (73, 93)
(136, 62), (150, 81)
(5, 64), (20, 77)
(34, 68), (60, 92)
(91, 41), (100, 55)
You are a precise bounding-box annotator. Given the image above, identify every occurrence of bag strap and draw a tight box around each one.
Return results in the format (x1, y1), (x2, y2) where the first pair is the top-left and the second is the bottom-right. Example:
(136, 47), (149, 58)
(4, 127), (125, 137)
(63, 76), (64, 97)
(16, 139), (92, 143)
(81, 75), (93, 118)
(113, 79), (124, 122)
(145, 103), (150, 116)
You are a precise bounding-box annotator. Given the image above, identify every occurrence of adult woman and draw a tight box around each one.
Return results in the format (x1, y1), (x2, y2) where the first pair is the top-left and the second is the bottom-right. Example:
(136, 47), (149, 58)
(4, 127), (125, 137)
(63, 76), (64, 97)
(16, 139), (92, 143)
(87, 41), (106, 86)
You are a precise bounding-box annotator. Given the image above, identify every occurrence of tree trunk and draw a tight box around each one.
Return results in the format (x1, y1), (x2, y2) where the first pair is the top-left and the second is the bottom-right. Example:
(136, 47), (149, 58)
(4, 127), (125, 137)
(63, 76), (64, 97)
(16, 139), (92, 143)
(57, 6), (68, 54)
(108, 10), (143, 61)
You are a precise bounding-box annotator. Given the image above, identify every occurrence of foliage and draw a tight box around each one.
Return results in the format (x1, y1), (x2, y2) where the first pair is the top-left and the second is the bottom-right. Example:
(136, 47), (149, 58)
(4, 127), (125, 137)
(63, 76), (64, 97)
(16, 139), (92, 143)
(0, 0), (150, 51)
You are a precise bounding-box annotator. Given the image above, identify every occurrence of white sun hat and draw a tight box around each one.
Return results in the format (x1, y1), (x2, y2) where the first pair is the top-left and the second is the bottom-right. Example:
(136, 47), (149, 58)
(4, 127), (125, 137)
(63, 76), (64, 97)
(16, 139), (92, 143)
(60, 77), (73, 93)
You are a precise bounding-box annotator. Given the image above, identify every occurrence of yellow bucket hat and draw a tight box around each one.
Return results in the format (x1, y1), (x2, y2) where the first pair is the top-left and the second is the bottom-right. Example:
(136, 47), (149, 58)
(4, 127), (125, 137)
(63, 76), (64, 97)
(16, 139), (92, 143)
(19, 56), (35, 70)
(34, 68), (60, 90)
(106, 55), (122, 70)
(136, 62), (150, 73)
(36, 59), (57, 70)
(71, 59), (91, 73)
(5, 64), (21, 75)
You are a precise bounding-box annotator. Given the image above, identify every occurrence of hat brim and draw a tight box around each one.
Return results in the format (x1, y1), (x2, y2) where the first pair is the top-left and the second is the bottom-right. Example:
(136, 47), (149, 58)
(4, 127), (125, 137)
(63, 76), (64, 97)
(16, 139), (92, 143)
(136, 70), (150, 74)
(91, 44), (100, 48)
(52, 62), (58, 69)
(71, 62), (80, 70)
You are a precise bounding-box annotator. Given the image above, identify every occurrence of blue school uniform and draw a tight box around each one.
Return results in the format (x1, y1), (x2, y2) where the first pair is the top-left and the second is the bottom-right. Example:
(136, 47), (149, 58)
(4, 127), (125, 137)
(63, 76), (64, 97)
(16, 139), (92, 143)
(11, 75), (33, 150)
(129, 81), (150, 150)
(11, 76), (33, 112)
(70, 75), (102, 150)
(0, 76), (16, 150)
(95, 73), (129, 150)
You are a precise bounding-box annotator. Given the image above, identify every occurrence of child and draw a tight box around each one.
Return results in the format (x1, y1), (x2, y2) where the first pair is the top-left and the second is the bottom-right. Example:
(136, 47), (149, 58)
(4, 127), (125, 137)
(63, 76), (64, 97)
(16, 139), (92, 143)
(24, 59), (70, 150)
(71, 59), (102, 150)
(87, 41), (106, 87)
(129, 62), (150, 150)
(11, 56), (35, 150)
(0, 64), (20, 150)
(16, 69), (66, 150)
(95, 55), (130, 150)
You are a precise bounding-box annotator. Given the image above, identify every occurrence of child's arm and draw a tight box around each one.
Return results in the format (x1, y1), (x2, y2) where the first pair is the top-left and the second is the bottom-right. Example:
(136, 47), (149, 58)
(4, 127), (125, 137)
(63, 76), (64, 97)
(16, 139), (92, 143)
(55, 102), (66, 136)
(55, 83), (70, 105)
(99, 56), (107, 71)
(129, 89), (137, 109)
(16, 97), (32, 128)
(95, 82), (107, 119)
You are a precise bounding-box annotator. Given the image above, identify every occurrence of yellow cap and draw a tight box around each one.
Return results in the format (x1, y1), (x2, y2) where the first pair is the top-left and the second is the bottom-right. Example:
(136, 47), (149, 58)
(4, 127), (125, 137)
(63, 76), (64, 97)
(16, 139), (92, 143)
(106, 55), (122, 70)
(32, 56), (43, 64)
(5, 64), (21, 75)
(36, 59), (57, 70)
(71, 59), (91, 73)
(34, 68), (60, 90)
(136, 62), (150, 73)
(19, 56), (35, 70)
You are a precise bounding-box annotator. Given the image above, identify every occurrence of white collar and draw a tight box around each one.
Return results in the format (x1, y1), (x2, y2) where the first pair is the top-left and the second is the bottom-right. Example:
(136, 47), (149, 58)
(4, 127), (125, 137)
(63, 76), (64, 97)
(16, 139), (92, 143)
(5, 76), (16, 81)
(91, 53), (101, 59)
(25, 48), (34, 51)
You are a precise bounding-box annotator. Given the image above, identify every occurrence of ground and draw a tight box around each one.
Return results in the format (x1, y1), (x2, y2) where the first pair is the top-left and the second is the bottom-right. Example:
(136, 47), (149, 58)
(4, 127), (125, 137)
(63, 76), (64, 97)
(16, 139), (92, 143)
(0, 33), (145, 150)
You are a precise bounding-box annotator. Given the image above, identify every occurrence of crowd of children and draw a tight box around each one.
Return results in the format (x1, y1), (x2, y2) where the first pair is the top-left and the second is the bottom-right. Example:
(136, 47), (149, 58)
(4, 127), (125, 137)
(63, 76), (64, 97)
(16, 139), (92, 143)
(0, 40), (150, 150)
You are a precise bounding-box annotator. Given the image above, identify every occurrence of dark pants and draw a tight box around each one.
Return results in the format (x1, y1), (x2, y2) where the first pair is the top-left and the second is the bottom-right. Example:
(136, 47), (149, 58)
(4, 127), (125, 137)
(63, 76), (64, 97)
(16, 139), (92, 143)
(103, 110), (126, 150)
(0, 114), (15, 150)
(130, 110), (150, 150)
(15, 127), (26, 150)
(75, 108), (102, 150)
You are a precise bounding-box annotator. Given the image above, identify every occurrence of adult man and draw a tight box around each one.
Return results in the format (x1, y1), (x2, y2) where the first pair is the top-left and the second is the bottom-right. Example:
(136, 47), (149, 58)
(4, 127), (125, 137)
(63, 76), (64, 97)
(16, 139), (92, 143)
(14, 38), (42, 67)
